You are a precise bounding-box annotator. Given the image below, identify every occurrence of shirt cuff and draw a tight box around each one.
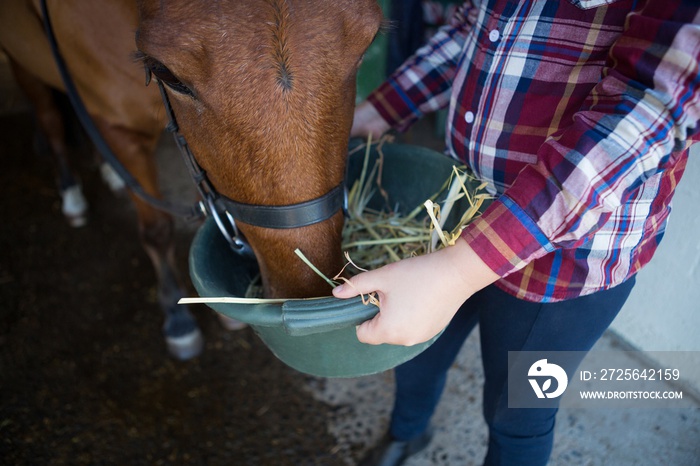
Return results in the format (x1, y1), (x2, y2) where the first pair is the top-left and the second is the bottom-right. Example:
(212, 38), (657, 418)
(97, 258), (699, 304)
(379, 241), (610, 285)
(461, 195), (556, 277)
(366, 79), (423, 133)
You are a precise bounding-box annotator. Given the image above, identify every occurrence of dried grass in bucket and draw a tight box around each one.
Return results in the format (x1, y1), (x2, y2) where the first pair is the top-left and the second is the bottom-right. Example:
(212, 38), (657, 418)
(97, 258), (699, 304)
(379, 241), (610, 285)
(340, 135), (491, 273)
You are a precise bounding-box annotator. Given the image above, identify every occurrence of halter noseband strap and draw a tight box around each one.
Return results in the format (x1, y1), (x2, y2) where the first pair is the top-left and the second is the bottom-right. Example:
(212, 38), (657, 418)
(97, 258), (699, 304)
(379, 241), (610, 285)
(157, 81), (346, 254)
(216, 184), (346, 230)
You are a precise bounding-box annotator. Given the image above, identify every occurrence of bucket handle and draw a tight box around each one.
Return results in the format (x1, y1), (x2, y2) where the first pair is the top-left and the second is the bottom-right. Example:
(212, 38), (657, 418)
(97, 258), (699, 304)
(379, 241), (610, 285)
(282, 296), (379, 336)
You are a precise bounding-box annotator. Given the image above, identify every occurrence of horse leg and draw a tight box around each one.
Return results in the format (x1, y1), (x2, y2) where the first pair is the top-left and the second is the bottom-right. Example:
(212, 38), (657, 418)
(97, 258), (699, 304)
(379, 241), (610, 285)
(98, 156), (127, 194)
(8, 58), (88, 227)
(93, 119), (203, 360)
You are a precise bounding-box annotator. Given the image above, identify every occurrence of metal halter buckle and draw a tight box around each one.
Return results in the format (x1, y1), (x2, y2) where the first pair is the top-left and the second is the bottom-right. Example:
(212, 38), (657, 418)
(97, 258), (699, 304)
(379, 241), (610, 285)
(205, 195), (254, 257)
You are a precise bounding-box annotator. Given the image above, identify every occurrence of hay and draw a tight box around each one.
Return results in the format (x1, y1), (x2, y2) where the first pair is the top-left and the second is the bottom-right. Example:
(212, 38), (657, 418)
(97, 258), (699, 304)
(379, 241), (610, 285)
(295, 248), (339, 288)
(341, 135), (491, 271)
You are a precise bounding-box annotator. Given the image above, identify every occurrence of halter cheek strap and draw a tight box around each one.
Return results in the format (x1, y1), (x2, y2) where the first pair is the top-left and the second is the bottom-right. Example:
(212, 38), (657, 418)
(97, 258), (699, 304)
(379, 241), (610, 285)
(157, 81), (347, 254)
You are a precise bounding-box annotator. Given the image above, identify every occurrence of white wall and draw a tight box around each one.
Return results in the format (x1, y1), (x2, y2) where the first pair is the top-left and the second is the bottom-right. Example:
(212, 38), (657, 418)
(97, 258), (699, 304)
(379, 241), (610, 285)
(609, 144), (700, 394)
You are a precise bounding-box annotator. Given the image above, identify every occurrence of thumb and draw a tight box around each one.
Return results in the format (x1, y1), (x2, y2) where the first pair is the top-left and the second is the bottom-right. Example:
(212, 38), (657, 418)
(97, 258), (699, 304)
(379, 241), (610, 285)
(332, 270), (379, 299)
(332, 281), (360, 299)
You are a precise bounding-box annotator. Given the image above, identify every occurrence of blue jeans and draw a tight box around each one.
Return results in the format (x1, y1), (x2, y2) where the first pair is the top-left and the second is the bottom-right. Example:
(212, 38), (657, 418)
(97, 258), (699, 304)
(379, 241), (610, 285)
(389, 277), (636, 466)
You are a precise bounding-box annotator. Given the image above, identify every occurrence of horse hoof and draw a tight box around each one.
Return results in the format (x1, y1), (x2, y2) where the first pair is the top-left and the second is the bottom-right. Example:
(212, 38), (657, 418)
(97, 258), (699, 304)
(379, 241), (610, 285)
(99, 162), (126, 194)
(60, 184), (88, 228)
(166, 328), (204, 360)
(217, 313), (248, 331)
(66, 215), (87, 228)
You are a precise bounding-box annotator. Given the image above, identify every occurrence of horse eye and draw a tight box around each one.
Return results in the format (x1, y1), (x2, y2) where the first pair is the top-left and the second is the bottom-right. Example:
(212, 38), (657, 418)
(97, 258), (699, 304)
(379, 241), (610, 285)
(143, 58), (194, 97)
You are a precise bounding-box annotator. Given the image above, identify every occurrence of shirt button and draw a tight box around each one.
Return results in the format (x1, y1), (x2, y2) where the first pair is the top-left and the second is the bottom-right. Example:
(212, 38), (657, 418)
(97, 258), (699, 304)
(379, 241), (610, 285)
(489, 29), (500, 42)
(464, 111), (475, 124)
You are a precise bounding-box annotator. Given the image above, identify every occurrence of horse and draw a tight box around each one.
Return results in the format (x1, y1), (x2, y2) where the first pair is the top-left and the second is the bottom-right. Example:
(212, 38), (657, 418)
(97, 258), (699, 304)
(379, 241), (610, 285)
(0, 0), (383, 359)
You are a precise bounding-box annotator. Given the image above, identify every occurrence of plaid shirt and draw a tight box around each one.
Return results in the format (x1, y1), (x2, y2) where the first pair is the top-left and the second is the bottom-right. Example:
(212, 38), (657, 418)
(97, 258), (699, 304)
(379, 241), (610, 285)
(368, 0), (699, 302)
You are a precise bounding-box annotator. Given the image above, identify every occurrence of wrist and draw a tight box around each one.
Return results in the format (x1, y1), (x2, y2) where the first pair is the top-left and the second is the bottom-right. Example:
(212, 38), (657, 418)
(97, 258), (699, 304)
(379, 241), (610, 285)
(445, 237), (500, 297)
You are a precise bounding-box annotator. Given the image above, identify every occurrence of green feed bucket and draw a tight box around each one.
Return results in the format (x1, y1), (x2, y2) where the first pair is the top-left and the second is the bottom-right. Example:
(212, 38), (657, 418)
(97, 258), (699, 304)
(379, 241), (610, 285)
(188, 142), (478, 377)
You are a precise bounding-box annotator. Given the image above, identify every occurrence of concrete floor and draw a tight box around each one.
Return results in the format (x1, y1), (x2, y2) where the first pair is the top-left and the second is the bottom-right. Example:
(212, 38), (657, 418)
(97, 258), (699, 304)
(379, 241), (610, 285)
(308, 330), (700, 466)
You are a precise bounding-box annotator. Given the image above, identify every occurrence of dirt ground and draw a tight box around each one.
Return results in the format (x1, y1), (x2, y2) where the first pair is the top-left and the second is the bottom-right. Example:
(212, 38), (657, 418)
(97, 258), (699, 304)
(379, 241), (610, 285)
(0, 105), (360, 464)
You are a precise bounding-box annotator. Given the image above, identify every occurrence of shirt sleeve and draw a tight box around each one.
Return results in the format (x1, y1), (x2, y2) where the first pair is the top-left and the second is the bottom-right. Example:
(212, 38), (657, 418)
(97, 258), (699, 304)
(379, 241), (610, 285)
(462, 0), (700, 278)
(366, 2), (476, 132)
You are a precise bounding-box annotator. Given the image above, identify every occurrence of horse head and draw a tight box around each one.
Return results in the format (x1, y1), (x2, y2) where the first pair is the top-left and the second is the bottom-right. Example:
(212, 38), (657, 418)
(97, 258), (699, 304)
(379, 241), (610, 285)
(134, 0), (383, 298)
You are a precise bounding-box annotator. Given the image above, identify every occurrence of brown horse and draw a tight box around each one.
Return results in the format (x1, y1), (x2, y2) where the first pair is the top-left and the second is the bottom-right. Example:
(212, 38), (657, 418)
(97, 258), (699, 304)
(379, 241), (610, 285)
(0, 0), (383, 358)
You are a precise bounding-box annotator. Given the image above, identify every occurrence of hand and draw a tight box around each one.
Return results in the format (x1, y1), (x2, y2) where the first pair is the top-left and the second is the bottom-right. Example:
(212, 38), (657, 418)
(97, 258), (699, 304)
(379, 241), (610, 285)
(351, 100), (390, 140)
(332, 238), (500, 346)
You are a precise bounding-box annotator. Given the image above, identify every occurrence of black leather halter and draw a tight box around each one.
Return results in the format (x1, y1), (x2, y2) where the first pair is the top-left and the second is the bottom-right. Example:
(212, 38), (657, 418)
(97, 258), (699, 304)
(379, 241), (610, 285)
(157, 80), (347, 255)
(40, 0), (346, 256)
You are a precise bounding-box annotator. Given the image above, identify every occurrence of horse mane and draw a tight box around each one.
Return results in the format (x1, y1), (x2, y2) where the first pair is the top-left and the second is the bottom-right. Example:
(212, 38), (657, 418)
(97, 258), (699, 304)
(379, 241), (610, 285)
(267, 0), (293, 92)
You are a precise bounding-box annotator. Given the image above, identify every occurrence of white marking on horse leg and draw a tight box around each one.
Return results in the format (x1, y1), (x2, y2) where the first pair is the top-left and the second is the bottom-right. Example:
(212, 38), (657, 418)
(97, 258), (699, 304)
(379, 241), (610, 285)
(99, 161), (126, 193)
(60, 184), (88, 227)
(165, 328), (204, 360)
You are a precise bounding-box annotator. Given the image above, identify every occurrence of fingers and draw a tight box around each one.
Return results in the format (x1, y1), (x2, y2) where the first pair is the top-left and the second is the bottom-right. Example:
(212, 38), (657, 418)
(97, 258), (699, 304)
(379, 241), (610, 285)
(356, 313), (429, 347)
(332, 271), (388, 345)
(355, 316), (384, 345)
(332, 264), (437, 346)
